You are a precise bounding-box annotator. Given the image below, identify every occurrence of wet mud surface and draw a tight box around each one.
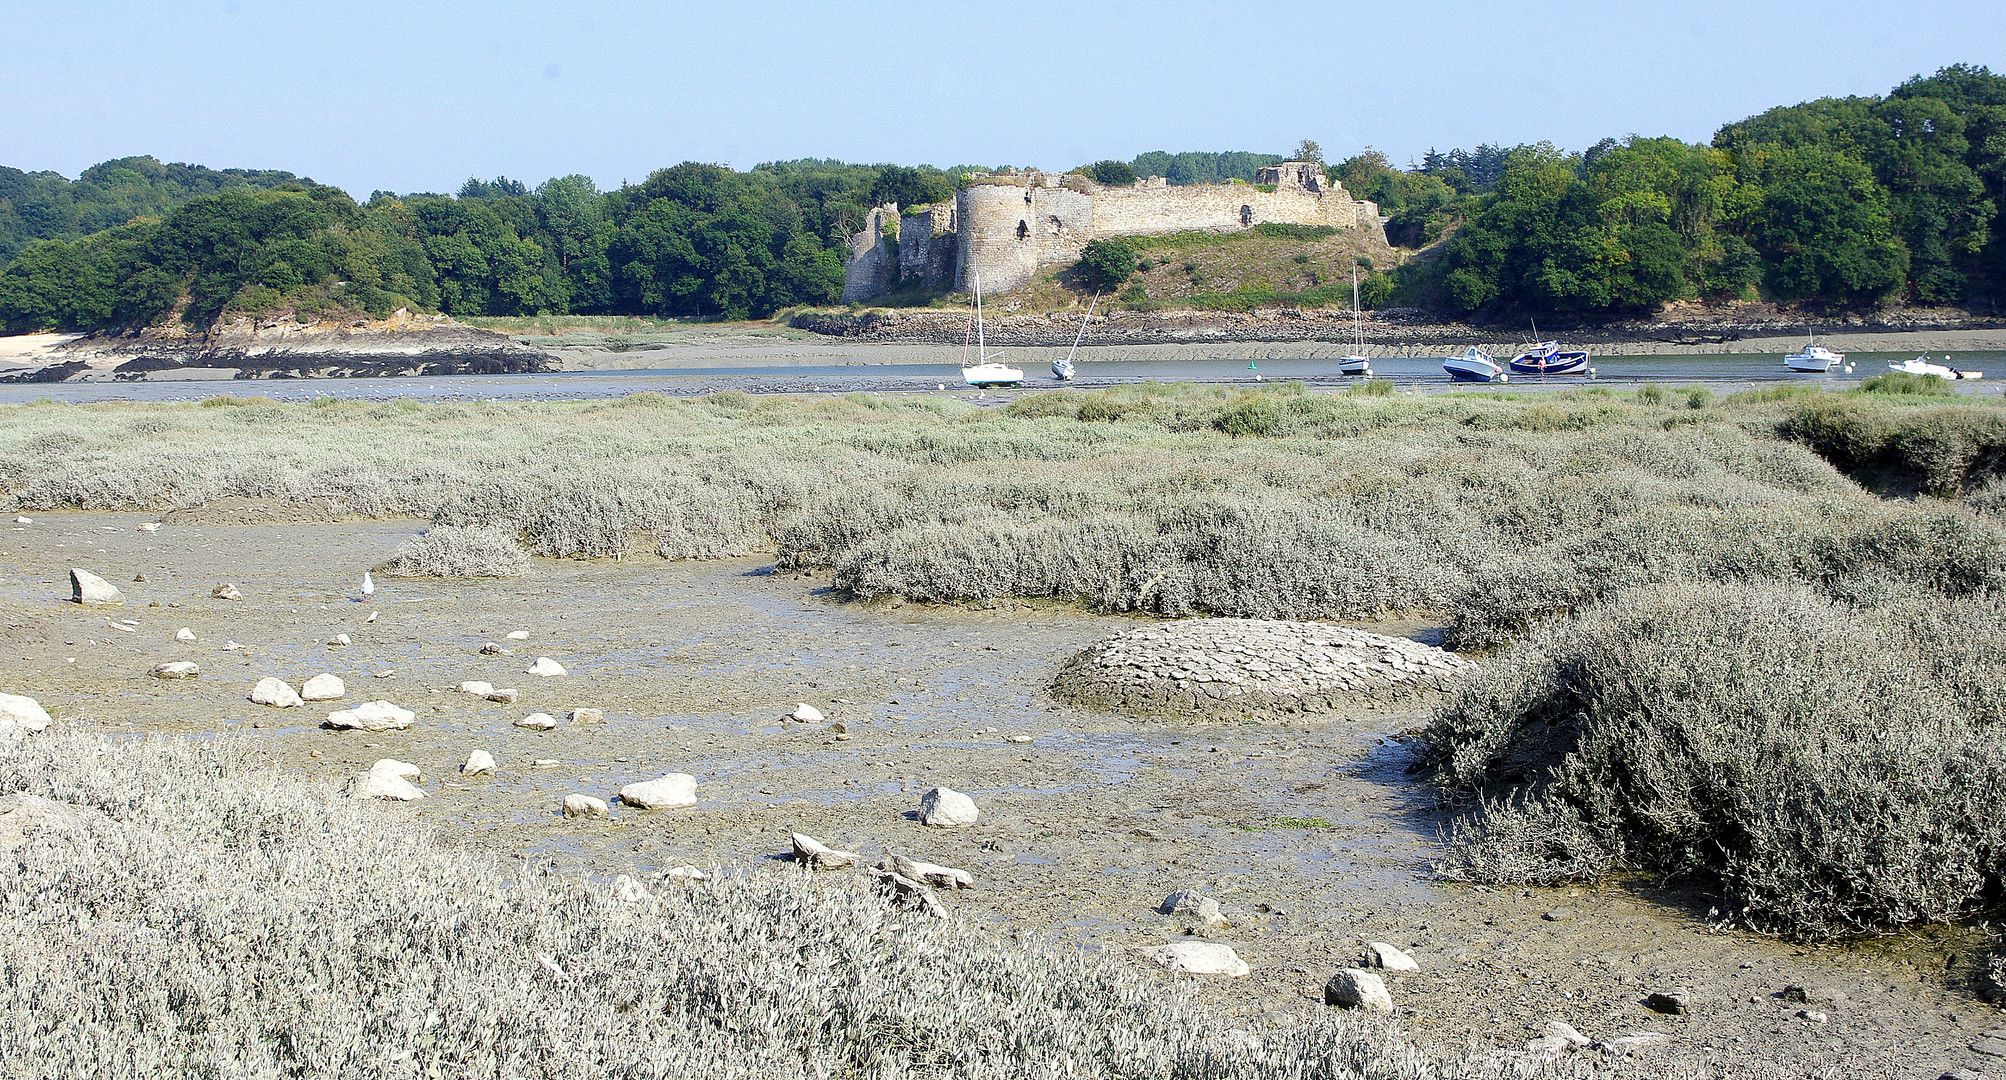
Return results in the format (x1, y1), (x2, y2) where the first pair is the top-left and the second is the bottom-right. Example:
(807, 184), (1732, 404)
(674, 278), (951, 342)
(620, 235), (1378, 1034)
(1, 509), (1999, 1076)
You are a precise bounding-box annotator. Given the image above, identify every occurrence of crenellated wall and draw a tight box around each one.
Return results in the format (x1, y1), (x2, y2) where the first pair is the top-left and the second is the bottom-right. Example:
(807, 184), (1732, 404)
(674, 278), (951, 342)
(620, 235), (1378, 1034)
(840, 202), (900, 303)
(844, 163), (1381, 301)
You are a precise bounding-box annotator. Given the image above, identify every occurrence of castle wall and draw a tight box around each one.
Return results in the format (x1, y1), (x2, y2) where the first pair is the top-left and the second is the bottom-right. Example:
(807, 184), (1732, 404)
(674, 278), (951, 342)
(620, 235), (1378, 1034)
(898, 204), (958, 291)
(1089, 182), (1359, 238)
(840, 203), (899, 303)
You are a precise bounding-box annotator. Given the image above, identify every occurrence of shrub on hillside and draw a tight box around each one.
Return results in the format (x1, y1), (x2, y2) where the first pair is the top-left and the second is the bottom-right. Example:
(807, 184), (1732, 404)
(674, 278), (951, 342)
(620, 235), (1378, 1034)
(1426, 582), (2006, 938)
(383, 524), (530, 577)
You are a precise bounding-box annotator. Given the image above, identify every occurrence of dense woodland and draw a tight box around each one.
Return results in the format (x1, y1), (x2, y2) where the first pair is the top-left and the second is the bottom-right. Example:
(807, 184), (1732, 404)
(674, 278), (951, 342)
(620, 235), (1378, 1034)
(0, 65), (2000, 334)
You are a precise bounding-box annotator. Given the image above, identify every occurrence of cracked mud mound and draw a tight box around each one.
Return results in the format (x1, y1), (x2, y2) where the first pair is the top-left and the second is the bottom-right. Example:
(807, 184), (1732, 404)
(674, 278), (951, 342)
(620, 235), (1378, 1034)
(1051, 619), (1475, 720)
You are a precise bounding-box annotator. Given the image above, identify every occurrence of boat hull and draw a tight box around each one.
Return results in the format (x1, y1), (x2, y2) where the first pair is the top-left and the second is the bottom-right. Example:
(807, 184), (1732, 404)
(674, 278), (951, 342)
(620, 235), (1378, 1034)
(1508, 350), (1590, 375)
(962, 364), (1023, 388)
(1337, 356), (1372, 376)
(1444, 359), (1506, 382)
(1051, 360), (1074, 380)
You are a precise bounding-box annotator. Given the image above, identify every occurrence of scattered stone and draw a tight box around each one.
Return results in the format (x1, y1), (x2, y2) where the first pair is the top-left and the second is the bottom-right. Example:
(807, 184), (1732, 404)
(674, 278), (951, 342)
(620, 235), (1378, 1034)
(569, 707), (605, 724)
(13, 516), (30, 525)
(1364, 941), (1419, 972)
(1526, 1035), (1574, 1054)
(869, 868), (948, 918)
(531, 758), (559, 767)
(1797, 1010), (1828, 1023)
(486, 689), (519, 703)
(366, 610), (378, 623)
(328, 633), (351, 647)
(1323, 969), (1394, 1013)
(0, 693), (53, 734)
(300, 673), (345, 701)
(134, 573), (149, 583)
(152, 662), (201, 679)
(891, 854), (974, 888)
(1141, 942), (1250, 977)
(1594, 1032), (1670, 1053)
(175, 627), (196, 642)
(1544, 1021), (1591, 1047)
(619, 774), (697, 809)
(505, 630), (530, 640)
(662, 865), (708, 881)
(250, 677), (304, 708)
(1005, 734), (1033, 743)
(139, 522), (160, 532)
(791, 832), (858, 869)
(479, 642), (510, 655)
(462, 749), (496, 775)
(349, 759), (424, 800)
(789, 703), (824, 723)
(514, 713), (558, 730)
(527, 656), (565, 677)
(324, 700), (416, 731)
(918, 785), (978, 827)
(223, 641), (241, 651)
(1051, 618), (1478, 720)
(212, 583), (242, 601)
(1940, 1069), (1985, 1080)
(1973, 1038), (2006, 1059)
(456, 681), (494, 696)
(562, 793), (609, 818)
(70, 569), (124, 606)
(1646, 989), (1690, 1015)
(1543, 907), (1576, 921)
(1161, 890), (1226, 926)
(611, 874), (648, 903)
(1781, 985), (1849, 1006)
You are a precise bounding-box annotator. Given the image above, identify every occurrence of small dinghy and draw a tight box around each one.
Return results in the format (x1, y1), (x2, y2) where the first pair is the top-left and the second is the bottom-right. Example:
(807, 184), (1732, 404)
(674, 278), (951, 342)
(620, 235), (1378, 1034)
(1443, 346), (1508, 383)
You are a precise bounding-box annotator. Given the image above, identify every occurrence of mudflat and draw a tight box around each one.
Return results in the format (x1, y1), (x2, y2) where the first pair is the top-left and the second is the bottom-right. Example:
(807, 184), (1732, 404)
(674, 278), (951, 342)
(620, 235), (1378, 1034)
(2, 508), (1995, 1075)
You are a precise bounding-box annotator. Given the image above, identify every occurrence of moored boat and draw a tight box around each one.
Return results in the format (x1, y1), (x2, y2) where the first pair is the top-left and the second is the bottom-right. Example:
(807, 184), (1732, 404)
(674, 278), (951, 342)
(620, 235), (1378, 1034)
(1053, 290), (1099, 381)
(1337, 263), (1372, 376)
(1507, 340), (1591, 375)
(1443, 346), (1508, 382)
(1890, 356), (1984, 380)
(960, 273), (1023, 388)
(1784, 344), (1844, 372)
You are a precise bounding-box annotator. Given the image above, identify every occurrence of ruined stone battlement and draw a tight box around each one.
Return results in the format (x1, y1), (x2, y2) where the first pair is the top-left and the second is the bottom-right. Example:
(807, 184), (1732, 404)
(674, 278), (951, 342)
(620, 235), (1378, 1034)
(842, 163), (1380, 301)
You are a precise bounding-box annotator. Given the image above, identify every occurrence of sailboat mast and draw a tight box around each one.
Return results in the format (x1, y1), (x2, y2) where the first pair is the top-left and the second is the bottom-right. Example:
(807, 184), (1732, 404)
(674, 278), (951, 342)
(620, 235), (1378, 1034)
(1351, 264), (1362, 350)
(1065, 292), (1100, 366)
(974, 273), (987, 362)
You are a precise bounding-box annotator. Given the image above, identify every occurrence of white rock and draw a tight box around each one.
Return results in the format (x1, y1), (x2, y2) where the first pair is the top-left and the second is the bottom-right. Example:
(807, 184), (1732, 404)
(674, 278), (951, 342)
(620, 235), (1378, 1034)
(662, 865), (708, 881)
(462, 749), (496, 775)
(1544, 1021), (1591, 1047)
(14, 516), (31, 525)
(1162, 891), (1226, 926)
(892, 854), (974, 888)
(456, 681), (494, 696)
(366, 610), (378, 623)
(1365, 941), (1419, 972)
(514, 712), (558, 730)
(328, 634), (351, 647)
(568, 707), (605, 724)
(139, 522), (160, 532)
(223, 641), (241, 650)
(1323, 969), (1393, 1014)
(1140, 942), (1250, 977)
(1527, 1035), (1574, 1054)
(479, 642), (510, 655)
(562, 793), (608, 818)
(1005, 734), (1033, 743)
(505, 630), (530, 640)
(152, 662), (201, 679)
(1596, 1032), (1670, 1052)
(350, 759), (424, 800)
(618, 774), (697, 809)
(611, 874), (648, 902)
(212, 583), (242, 601)
(791, 832), (858, 869)
(918, 786), (978, 827)
(486, 689), (519, 703)
(70, 569), (124, 606)
(869, 868), (949, 918)
(789, 703), (823, 723)
(324, 700), (415, 731)
(0, 694), (53, 734)
(175, 627), (196, 643)
(249, 677), (303, 708)
(527, 657), (565, 677)
(300, 674), (345, 701)
(531, 758), (559, 767)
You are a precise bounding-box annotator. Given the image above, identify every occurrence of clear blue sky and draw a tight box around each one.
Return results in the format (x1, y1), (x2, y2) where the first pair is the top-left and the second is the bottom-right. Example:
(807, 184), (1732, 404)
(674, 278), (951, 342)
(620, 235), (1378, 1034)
(6, 0), (2001, 195)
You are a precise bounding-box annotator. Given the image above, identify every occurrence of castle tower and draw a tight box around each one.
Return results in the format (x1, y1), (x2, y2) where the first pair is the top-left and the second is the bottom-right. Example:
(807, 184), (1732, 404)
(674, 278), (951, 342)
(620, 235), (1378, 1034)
(955, 183), (1044, 295)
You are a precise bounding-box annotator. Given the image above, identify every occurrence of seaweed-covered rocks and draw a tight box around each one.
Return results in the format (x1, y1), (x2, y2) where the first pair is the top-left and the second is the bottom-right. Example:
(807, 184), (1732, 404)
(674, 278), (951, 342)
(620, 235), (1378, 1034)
(1051, 618), (1474, 720)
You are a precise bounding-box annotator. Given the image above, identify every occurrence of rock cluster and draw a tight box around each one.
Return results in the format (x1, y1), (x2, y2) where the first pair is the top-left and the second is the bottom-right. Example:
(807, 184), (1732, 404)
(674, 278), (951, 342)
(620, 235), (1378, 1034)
(1050, 618), (1474, 720)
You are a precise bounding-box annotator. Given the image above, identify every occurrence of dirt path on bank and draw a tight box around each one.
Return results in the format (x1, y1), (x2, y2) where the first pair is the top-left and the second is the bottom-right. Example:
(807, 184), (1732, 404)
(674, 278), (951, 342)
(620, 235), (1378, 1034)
(1, 510), (1999, 1076)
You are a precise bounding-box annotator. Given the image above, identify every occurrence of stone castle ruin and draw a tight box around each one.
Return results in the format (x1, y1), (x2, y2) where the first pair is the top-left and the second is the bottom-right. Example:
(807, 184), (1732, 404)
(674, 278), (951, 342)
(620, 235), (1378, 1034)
(840, 163), (1380, 303)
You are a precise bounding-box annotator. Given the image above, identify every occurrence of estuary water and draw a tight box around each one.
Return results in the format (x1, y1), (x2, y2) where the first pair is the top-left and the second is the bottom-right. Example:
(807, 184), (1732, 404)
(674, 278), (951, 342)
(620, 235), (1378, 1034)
(2, 349), (2000, 405)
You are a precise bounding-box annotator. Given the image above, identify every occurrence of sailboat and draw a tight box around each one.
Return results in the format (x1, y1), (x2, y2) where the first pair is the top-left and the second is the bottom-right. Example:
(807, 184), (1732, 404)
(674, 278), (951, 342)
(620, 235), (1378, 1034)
(1053, 291), (1098, 381)
(1508, 318), (1590, 375)
(1783, 328), (1843, 373)
(960, 273), (1023, 388)
(1338, 264), (1372, 376)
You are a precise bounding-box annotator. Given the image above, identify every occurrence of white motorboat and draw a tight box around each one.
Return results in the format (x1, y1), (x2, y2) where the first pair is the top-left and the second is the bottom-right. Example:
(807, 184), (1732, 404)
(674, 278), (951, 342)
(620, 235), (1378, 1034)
(1890, 356), (1983, 380)
(1784, 345), (1844, 373)
(1053, 290), (1099, 381)
(1338, 264), (1372, 376)
(960, 273), (1022, 388)
(1443, 346), (1507, 383)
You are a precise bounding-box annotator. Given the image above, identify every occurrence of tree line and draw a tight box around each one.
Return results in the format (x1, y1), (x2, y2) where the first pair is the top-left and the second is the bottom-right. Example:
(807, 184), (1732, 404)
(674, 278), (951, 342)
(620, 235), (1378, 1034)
(0, 64), (1999, 333)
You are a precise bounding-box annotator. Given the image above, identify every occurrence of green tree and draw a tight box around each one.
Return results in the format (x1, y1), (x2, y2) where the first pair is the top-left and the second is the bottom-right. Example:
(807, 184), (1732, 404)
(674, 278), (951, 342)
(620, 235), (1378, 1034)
(1746, 148), (1909, 305)
(1087, 160), (1137, 186)
(1075, 238), (1136, 290)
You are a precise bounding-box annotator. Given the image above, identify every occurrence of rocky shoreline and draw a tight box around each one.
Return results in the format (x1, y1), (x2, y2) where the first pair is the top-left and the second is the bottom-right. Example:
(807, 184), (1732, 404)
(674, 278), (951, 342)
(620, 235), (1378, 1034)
(1, 311), (553, 383)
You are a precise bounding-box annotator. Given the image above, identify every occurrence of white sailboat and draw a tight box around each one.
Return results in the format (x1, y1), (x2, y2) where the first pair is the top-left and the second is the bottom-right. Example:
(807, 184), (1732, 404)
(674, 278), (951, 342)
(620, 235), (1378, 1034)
(960, 273), (1023, 388)
(1053, 291), (1098, 381)
(1338, 264), (1371, 376)
(1783, 329), (1844, 372)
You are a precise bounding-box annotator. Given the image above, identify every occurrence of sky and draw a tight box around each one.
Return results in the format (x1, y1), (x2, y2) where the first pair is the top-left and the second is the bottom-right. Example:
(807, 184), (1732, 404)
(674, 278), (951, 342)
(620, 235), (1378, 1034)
(5, 0), (2003, 196)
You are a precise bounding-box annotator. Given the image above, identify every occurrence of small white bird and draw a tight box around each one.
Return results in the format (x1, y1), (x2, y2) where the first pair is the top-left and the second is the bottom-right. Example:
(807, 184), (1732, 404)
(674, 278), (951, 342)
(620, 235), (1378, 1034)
(360, 572), (375, 599)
